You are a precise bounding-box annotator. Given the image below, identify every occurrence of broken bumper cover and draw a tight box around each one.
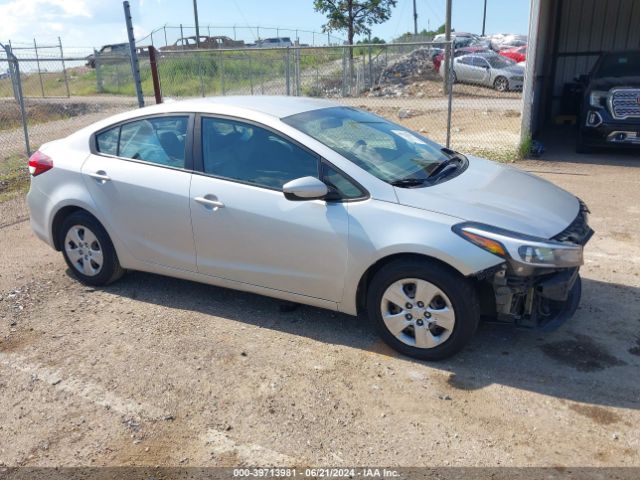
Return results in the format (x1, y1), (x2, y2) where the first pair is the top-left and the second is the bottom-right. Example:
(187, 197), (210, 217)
(489, 266), (582, 330)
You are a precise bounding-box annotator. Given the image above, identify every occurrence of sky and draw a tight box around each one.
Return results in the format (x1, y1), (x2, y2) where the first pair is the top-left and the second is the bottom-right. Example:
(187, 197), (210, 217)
(0, 0), (531, 53)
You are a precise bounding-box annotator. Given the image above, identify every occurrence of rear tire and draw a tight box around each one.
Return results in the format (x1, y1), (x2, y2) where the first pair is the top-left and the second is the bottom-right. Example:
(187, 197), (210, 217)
(366, 258), (480, 360)
(59, 211), (124, 286)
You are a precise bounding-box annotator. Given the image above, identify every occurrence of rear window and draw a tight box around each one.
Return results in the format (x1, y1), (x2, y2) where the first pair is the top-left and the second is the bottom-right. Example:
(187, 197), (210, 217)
(595, 52), (640, 78)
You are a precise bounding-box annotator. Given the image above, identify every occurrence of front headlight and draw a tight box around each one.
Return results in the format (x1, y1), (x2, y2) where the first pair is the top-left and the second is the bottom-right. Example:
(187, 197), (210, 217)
(452, 223), (583, 268)
(589, 90), (608, 108)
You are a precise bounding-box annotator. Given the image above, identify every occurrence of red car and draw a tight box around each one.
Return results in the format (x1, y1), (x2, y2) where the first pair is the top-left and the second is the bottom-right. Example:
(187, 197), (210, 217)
(433, 46), (492, 73)
(499, 45), (527, 63)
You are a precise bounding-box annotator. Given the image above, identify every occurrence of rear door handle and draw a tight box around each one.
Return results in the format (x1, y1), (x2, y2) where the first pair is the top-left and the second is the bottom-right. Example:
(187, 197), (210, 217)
(88, 171), (111, 182)
(194, 196), (225, 209)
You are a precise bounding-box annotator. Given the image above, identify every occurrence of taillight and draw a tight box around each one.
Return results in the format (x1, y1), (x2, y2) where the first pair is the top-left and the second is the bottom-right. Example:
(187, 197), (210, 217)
(28, 151), (53, 176)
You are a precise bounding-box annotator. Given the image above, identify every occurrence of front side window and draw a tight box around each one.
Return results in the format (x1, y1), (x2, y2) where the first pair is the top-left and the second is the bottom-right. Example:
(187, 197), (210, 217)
(118, 116), (188, 168)
(201, 117), (319, 190)
(282, 107), (451, 185)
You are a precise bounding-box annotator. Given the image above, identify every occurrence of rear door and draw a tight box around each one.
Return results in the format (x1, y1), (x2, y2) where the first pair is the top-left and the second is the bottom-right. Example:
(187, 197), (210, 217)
(82, 114), (197, 272)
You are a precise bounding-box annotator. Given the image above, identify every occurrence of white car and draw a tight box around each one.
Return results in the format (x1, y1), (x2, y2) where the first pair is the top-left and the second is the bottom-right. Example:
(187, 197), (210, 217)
(27, 96), (592, 360)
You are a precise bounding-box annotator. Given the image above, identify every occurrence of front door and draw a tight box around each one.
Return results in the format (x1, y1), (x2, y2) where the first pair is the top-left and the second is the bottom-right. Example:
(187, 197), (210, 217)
(189, 116), (349, 302)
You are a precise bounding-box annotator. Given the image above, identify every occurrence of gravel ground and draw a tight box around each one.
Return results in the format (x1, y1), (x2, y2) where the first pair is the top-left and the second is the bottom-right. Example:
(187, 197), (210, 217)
(0, 138), (639, 468)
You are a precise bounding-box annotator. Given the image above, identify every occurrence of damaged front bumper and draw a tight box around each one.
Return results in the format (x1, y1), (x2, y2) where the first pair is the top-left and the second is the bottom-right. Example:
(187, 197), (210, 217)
(487, 265), (582, 330)
(474, 205), (593, 330)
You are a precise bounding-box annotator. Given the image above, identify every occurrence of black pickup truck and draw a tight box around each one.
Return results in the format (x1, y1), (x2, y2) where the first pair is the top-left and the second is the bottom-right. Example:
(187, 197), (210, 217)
(577, 50), (640, 153)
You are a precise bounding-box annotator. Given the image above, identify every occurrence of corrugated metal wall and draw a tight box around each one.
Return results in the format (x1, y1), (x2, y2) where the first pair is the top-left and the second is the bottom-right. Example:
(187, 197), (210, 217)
(552, 0), (640, 111)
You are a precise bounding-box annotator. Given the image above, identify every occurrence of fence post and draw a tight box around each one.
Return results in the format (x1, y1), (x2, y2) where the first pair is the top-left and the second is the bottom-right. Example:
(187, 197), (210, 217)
(198, 52), (205, 97)
(446, 41), (453, 149)
(368, 44), (373, 89)
(180, 24), (184, 49)
(33, 39), (45, 97)
(123, 1), (145, 107)
(295, 42), (301, 96)
(58, 37), (71, 97)
(248, 53), (254, 95)
(219, 52), (225, 95)
(341, 46), (347, 96)
(3, 45), (30, 156)
(95, 49), (104, 93)
(148, 46), (162, 103)
(285, 47), (291, 96)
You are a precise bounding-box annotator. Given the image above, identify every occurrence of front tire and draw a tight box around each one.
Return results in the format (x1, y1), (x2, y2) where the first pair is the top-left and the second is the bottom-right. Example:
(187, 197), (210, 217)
(366, 258), (480, 360)
(494, 76), (509, 92)
(59, 211), (124, 286)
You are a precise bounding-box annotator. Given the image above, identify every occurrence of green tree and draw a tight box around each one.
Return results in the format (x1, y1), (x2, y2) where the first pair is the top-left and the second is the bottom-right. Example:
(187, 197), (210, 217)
(313, 0), (397, 46)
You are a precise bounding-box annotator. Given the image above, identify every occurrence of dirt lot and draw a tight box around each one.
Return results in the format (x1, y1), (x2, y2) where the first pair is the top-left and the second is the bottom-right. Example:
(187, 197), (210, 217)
(0, 140), (639, 468)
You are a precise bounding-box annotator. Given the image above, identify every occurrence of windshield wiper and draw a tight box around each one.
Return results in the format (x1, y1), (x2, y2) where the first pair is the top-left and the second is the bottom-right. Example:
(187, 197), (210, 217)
(390, 178), (429, 188)
(427, 155), (463, 179)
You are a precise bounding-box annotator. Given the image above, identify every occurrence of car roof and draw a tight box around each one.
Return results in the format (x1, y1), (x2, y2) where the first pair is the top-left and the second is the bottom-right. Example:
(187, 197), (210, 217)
(106, 96), (343, 123)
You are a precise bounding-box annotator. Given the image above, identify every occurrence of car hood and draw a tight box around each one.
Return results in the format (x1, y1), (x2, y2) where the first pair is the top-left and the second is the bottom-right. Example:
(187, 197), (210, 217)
(394, 156), (580, 239)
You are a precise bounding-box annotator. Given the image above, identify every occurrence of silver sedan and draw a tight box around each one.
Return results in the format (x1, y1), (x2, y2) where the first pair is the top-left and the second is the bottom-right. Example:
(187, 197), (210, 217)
(443, 52), (525, 91)
(27, 96), (591, 360)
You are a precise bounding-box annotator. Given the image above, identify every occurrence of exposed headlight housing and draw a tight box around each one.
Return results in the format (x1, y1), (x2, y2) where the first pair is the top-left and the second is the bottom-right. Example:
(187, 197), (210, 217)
(589, 90), (608, 108)
(452, 223), (583, 268)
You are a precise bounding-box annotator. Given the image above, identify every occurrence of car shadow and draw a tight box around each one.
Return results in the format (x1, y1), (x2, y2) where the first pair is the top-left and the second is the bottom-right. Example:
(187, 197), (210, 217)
(91, 270), (640, 410)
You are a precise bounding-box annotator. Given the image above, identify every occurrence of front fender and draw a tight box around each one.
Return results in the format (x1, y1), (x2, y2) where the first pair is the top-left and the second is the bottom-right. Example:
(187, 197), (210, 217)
(339, 200), (504, 315)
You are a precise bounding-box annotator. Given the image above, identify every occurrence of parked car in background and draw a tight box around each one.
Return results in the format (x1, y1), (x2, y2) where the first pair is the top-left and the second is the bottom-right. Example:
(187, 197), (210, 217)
(433, 46), (494, 73)
(253, 37), (293, 48)
(161, 36), (244, 51)
(576, 50), (640, 153)
(443, 52), (525, 91)
(27, 96), (591, 360)
(86, 43), (128, 68)
(489, 34), (527, 51)
(499, 45), (527, 63)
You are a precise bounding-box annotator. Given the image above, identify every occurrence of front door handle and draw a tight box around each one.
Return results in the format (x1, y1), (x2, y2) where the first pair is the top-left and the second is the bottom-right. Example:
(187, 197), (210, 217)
(88, 171), (111, 182)
(194, 196), (225, 210)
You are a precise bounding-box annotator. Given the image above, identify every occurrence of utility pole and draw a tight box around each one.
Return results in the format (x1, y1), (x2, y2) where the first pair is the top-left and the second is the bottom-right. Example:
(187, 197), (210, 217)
(444, 0), (452, 93)
(482, 0), (487, 36)
(444, 0), (453, 149)
(193, 0), (201, 47)
(413, 0), (418, 35)
(123, 1), (144, 107)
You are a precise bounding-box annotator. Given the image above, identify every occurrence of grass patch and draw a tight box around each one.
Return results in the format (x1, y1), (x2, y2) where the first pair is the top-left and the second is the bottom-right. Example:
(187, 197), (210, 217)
(467, 147), (519, 163)
(517, 135), (533, 160)
(0, 154), (29, 202)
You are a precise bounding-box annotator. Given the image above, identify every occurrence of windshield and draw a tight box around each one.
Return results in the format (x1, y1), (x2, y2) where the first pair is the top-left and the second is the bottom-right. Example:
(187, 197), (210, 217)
(595, 52), (640, 78)
(282, 107), (452, 184)
(487, 55), (515, 68)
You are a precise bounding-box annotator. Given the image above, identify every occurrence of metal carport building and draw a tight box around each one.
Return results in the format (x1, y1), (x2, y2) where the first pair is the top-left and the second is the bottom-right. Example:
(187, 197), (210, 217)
(521, 0), (640, 142)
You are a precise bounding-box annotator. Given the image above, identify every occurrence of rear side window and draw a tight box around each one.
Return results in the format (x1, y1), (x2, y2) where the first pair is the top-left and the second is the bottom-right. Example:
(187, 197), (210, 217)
(96, 127), (119, 156)
(95, 116), (189, 168)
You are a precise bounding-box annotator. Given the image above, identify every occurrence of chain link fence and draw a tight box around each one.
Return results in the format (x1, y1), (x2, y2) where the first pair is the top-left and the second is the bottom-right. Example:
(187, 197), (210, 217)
(155, 42), (524, 157)
(1, 40), (524, 170)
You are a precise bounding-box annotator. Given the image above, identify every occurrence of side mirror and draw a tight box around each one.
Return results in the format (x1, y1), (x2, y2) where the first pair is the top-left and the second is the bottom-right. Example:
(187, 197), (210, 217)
(283, 176), (329, 201)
